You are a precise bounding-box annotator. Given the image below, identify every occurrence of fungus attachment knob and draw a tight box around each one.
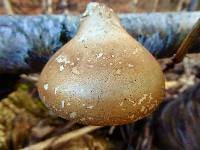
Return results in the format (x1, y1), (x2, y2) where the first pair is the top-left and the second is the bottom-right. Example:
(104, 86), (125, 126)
(38, 2), (165, 126)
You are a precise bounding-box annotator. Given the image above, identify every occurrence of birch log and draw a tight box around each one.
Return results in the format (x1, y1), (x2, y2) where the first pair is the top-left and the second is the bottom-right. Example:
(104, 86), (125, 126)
(0, 12), (199, 73)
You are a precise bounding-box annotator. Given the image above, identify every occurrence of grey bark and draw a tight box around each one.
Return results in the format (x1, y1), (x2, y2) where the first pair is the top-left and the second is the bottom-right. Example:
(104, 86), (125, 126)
(0, 12), (199, 74)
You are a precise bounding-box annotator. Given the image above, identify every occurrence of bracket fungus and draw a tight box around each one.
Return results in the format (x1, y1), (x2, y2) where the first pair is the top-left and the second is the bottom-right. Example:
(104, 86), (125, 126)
(38, 2), (165, 126)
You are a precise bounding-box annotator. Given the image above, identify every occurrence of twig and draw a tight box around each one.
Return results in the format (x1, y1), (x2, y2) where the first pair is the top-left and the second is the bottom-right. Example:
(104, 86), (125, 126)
(3, 0), (14, 15)
(20, 74), (39, 83)
(108, 126), (116, 135)
(176, 0), (185, 11)
(164, 18), (200, 72)
(173, 18), (200, 63)
(152, 0), (159, 12)
(51, 120), (76, 136)
(42, 0), (46, 14)
(42, 0), (53, 14)
(21, 126), (101, 150)
(132, 0), (138, 12)
(47, 0), (53, 14)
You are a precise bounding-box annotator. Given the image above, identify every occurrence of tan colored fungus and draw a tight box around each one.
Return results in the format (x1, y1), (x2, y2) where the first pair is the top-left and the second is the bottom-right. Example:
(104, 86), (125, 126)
(38, 2), (165, 126)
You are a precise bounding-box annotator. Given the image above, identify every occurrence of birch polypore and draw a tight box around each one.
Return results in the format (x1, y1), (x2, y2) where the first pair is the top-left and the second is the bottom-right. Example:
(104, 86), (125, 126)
(38, 2), (165, 126)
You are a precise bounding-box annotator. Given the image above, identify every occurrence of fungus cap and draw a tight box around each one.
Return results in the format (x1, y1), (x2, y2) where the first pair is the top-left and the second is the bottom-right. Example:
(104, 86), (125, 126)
(38, 2), (165, 126)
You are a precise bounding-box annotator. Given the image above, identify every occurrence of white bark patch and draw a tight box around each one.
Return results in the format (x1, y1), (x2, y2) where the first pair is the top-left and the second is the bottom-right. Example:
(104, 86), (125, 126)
(61, 100), (65, 108)
(86, 106), (94, 109)
(44, 83), (48, 90)
(128, 64), (134, 68)
(54, 87), (59, 94)
(59, 65), (64, 72)
(96, 53), (103, 59)
(69, 112), (77, 118)
(56, 55), (70, 64)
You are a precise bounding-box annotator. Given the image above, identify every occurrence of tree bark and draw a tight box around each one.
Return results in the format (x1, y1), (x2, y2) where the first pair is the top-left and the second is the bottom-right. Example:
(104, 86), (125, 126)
(0, 12), (199, 74)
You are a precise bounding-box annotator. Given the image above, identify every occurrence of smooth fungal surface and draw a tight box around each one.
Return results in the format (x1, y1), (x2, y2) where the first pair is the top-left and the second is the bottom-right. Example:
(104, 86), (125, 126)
(38, 2), (165, 126)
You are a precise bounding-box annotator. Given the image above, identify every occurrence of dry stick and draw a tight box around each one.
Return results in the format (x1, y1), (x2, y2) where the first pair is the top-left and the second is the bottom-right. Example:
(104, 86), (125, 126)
(47, 0), (53, 14)
(152, 0), (159, 12)
(164, 18), (200, 72)
(21, 126), (101, 150)
(44, 120), (77, 150)
(42, 0), (46, 14)
(42, 0), (52, 14)
(176, 0), (185, 11)
(51, 120), (77, 136)
(173, 18), (200, 63)
(3, 0), (14, 15)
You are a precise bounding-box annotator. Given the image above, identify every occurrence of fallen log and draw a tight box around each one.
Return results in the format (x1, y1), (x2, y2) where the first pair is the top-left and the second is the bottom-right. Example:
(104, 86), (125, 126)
(0, 12), (199, 73)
